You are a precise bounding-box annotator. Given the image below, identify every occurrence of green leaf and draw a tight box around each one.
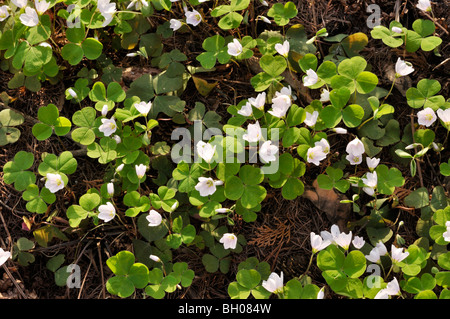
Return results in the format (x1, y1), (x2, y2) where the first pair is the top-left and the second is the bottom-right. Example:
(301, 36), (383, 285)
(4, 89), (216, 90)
(106, 251), (135, 276)
(259, 54), (287, 77)
(82, 37), (103, 60)
(106, 276), (135, 298)
(236, 269), (261, 290)
(343, 250), (366, 278)
(61, 43), (84, 65)
(267, 1), (298, 26)
(224, 176), (244, 200)
(404, 187), (429, 209)
(3, 151), (36, 191)
(317, 245), (345, 271)
(375, 164), (404, 195)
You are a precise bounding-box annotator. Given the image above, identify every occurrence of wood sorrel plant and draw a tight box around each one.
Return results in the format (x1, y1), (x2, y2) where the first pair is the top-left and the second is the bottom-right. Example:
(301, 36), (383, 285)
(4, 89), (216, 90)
(0, 0), (448, 300)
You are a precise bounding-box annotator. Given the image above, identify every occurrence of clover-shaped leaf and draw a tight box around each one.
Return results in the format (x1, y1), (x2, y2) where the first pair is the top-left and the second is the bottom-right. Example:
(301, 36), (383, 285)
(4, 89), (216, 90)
(406, 79), (445, 110)
(196, 35), (230, 69)
(32, 104), (72, 141)
(66, 192), (101, 227)
(38, 151), (78, 184)
(71, 107), (97, 145)
(0, 109), (24, 146)
(106, 251), (150, 298)
(172, 162), (204, 193)
(370, 21), (405, 48)
(61, 37), (103, 65)
(22, 184), (56, 214)
(87, 137), (118, 164)
(375, 164), (405, 195)
(3, 151), (36, 191)
(267, 1), (298, 26)
(317, 166), (350, 193)
(331, 56), (378, 94)
(211, 0), (250, 30)
(405, 19), (443, 52)
(124, 191), (151, 217)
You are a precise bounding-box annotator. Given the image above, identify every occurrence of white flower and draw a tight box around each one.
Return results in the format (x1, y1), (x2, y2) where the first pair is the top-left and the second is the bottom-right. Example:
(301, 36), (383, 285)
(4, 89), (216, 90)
(257, 15), (271, 24)
(126, 52), (138, 57)
(35, 0), (50, 15)
(443, 222), (450, 242)
(107, 182), (114, 196)
(126, 0), (149, 10)
(391, 245), (409, 264)
(170, 201), (178, 212)
(97, 0), (116, 27)
(20, 7), (39, 27)
(303, 69), (319, 87)
(215, 208), (230, 213)
(185, 9), (202, 26)
(320, 89), (330, 102)
(259, 140), (279, 163)
(317, 287), (325, 299)
(307, 145), (327, 166)
(416, 0), (432, 12)
(391, 26), (403, 34)
(262, 272), (284, 294)
(146, 210), (162, 227)
(67, 88), (78, 99)
(268, 94), (291, 118)
(98, 202), (116, 222)
(134, 101), (152, 116)
(437, 108), (450, 128)
(375, 241), (388, 256)
(352, 236), (365, 249)
(335, 231), (353, 250)
(237, 102), (253, 117)
(366, 249), (381, 263)
(314, 138), (330, 154)
(310, 232), (331, 253)
(346, 137), (365, 156)
(195, 177), (223, 197)
(374, 288), (389, 299)
(395, 57), (414, 77)
(366, 157), (380, 171)
(275, 40), (290, 58)
(304, 111), (319, 127)
(227, 39), (243, 57)
(243, 121), (263, 143)
(417, 107), (437, 127)
(277, 85), (293, 99)
(12, 0), (27, 8)
(169, 19), (182, 31)
(45, 173), (65, 193)
(385, 277), (401, 296)
(98, 117), (117, 137)
(333, 127), (347, 134)
(248, 92), (266, 110)
(345, 153), (362, 165)
(320, 224), (341, 243)
(196, 141), (216, 163)
(135, 164), (147, 179)
(149, 255), (161, 262)
(116, 163), (124, 172)
(112, 134), (121, 144)
(101, 104), (109, 116)
(0, 5), (10, 22)
(0, 248), (11, 267)
(219, 233), (237, 249)
(362, 171), (377, 196)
